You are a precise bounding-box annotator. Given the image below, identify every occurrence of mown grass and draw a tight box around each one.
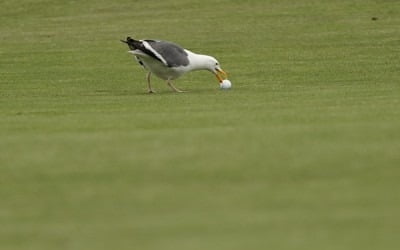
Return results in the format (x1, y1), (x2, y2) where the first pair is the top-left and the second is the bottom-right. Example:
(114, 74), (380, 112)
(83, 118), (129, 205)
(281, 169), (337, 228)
(1, 0), (399, 249)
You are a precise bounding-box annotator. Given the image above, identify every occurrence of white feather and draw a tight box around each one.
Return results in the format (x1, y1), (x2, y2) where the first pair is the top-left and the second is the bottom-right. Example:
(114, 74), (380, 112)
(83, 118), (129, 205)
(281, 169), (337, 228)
(142, 41), (168, 66)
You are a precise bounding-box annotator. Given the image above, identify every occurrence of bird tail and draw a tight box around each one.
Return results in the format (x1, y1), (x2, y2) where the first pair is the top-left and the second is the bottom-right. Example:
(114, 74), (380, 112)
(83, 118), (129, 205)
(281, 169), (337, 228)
(121, 36), (141, 50)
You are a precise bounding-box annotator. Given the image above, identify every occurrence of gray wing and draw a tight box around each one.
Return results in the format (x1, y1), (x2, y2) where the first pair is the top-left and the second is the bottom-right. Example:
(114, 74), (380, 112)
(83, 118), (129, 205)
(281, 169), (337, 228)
(145, 40), (190, 67)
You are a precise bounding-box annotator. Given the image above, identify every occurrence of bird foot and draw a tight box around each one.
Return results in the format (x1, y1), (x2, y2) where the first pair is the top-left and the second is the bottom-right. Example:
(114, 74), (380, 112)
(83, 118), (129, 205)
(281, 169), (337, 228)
(167, 81), (187, 93)
(148, 90), (156, 94)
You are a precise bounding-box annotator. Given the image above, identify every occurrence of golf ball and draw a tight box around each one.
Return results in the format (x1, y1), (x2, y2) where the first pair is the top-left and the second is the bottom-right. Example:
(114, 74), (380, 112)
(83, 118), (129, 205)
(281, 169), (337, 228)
(220, 79), (232, 89)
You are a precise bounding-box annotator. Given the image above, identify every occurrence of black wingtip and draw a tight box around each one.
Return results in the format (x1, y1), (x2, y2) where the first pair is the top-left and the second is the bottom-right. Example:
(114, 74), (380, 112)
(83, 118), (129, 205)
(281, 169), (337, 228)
(122, 36), (141, 50)
(126, 37), (135, 43)
(120, 36), (135, 44)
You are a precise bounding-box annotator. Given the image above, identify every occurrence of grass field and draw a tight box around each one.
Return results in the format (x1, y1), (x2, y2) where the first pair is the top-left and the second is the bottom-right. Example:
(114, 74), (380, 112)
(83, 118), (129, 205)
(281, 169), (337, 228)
(1, 0), (400, 249)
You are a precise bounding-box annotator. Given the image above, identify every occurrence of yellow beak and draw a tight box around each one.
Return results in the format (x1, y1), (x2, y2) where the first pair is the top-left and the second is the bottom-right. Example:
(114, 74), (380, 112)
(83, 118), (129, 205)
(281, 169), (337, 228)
(215, 68), (228, 83)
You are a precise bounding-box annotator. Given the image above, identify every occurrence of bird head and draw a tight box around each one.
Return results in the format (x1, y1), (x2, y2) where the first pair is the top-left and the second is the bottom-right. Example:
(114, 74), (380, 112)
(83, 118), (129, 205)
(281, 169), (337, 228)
(202, 56), (228, 83)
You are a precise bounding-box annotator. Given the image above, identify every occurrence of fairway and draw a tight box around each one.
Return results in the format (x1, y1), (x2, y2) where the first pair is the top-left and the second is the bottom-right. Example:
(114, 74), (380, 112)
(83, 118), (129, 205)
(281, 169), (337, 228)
(1, 0), (399, 249)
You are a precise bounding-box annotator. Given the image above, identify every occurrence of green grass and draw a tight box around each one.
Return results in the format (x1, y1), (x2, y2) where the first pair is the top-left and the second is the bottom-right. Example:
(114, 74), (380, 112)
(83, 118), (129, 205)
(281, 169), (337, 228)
(1, 0), (400, 249)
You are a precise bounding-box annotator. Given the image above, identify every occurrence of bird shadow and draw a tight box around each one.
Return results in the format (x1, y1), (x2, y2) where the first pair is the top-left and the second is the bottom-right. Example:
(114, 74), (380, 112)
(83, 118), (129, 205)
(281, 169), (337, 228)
(119, 89), (217, 96)
(91, 85), (222, 97)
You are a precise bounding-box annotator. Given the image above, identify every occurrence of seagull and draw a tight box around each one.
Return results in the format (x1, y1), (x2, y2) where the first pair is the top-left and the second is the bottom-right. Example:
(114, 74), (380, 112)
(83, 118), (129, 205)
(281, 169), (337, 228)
(121, 37), (227, 93)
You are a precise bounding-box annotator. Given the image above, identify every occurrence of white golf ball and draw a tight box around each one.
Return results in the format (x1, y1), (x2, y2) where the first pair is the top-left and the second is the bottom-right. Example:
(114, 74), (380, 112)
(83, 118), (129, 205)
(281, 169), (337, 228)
(220, 79), (232, 89)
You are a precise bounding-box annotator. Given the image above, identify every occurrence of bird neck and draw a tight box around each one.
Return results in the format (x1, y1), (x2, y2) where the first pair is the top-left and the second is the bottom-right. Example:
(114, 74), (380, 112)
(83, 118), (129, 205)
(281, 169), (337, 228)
(186, 51), (213, 72)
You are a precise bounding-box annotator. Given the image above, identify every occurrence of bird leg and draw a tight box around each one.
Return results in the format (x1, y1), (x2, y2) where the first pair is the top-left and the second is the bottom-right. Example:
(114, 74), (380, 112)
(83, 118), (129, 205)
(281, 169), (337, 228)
(147, 71), (155, 93)
(167, 80), (185, 93)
